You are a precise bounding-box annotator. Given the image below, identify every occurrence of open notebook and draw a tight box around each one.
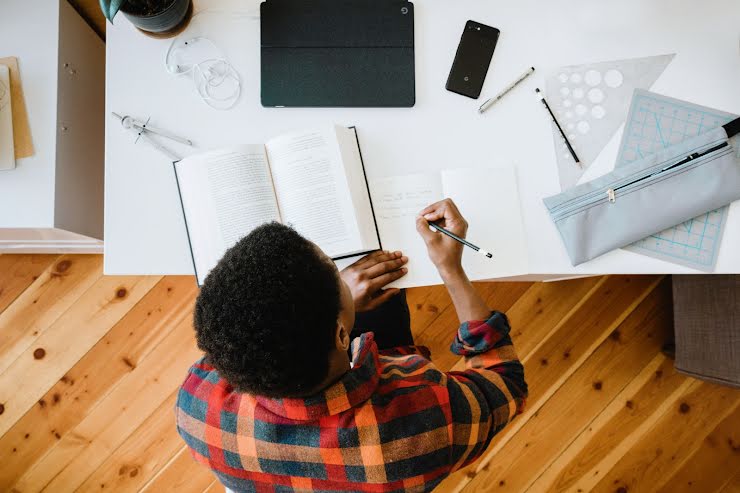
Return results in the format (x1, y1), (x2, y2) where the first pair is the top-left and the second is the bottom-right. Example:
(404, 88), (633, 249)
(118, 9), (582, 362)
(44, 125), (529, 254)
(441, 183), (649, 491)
(174, 126), (381, 285)
(337, 166), (528, 288)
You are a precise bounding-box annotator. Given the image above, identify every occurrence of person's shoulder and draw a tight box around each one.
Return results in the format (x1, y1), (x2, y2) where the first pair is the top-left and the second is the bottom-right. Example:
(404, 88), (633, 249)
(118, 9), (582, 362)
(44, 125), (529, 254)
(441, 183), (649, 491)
(176, 356), (232, 420)
(180, 356), (217, 387)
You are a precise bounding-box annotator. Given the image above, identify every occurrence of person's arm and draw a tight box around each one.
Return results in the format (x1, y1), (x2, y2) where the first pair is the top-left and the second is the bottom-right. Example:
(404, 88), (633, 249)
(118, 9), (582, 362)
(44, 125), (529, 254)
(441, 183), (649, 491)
(416, 198), (488, 322)
(416, 199), (528, 470)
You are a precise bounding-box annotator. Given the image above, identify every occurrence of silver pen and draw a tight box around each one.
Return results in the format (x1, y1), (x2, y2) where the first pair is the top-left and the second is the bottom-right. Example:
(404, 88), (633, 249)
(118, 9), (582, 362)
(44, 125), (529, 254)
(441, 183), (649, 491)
(478, 66), (535, 114)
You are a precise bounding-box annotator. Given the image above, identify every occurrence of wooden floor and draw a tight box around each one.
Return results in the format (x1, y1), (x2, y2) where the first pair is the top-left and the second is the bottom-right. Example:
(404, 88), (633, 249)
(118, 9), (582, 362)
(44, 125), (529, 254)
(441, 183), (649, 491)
(0, 254), (738, 492)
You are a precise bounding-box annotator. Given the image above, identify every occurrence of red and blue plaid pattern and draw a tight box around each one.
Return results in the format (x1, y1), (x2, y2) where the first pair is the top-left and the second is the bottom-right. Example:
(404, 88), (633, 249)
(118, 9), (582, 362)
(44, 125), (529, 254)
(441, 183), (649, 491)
(177, 311), (527, 492)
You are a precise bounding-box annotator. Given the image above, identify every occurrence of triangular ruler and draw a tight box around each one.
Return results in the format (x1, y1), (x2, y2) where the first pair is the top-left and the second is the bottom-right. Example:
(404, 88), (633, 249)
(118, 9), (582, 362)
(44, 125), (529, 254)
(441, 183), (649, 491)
(545, 53), (675, 190)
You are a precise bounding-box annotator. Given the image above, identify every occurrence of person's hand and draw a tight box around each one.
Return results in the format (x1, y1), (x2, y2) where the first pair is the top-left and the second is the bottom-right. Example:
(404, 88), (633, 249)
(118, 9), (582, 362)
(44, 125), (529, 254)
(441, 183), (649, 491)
(416, 198), (468, 279)
(340, 250), (408, 312)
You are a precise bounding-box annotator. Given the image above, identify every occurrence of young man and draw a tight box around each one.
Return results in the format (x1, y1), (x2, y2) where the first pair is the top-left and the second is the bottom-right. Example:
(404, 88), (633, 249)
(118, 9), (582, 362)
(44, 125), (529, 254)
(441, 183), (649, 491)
(177, 199), (527, 492)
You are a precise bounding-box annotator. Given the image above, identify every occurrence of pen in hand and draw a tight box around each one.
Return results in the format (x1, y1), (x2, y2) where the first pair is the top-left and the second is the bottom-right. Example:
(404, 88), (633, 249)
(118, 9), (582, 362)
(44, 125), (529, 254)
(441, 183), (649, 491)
(428, 222), (493, 259)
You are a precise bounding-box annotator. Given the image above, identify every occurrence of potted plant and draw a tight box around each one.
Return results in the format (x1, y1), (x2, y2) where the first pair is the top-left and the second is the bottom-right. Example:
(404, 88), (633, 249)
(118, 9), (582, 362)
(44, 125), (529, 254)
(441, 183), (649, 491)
(100, 0), (193, 38)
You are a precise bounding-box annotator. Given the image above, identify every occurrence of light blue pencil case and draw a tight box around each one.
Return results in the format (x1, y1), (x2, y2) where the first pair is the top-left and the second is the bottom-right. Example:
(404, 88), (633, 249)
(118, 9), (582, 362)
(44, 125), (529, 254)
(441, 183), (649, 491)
(543, 125), (740, 266)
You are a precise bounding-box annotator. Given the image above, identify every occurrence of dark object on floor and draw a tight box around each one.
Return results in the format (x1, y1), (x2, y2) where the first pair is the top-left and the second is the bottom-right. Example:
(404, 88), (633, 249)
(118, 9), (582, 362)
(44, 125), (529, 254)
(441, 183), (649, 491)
(672, 275), (740, 388)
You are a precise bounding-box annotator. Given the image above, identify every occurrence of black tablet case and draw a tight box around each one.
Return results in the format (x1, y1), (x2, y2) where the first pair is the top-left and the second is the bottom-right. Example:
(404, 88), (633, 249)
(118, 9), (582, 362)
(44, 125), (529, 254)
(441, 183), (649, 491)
(260, 0), (415, 107)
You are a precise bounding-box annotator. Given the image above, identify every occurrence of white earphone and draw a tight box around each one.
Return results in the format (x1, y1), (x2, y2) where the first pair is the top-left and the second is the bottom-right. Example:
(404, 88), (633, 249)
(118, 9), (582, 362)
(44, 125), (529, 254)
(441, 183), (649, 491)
(165, 36), (242, 110)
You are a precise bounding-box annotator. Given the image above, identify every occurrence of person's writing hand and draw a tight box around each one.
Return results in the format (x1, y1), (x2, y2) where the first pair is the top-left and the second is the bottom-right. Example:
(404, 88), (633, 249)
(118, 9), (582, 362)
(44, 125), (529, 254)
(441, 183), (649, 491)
(340, 250), (408, 312)
(416, 198), (468, 279)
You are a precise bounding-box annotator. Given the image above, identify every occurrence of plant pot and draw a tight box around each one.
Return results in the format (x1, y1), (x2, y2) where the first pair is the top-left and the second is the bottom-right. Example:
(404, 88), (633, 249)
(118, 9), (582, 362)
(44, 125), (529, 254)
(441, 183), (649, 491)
(120, 0), (193, 39)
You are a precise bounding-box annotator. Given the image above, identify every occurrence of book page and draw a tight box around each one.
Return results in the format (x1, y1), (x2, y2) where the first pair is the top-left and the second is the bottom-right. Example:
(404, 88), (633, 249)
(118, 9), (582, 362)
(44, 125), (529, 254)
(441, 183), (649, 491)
(441, 167), (528, 279)
(369, 172), (444, 288)
(334, 126), (381, 253)
(265, 128), (363, 257)
(174, 145), (280, 284)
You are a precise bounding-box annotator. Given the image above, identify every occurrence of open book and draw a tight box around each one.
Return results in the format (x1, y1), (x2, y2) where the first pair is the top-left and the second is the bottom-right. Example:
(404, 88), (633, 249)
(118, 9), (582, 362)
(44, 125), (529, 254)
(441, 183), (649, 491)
(174, 126), (381, 285)
(341, 167), (528, 288)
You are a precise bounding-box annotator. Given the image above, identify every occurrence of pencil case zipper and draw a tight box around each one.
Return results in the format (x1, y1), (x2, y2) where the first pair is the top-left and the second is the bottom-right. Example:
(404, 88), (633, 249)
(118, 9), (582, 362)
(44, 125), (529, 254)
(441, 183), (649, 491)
(550, 141), (731, 221)
(548, 139), (730, 216)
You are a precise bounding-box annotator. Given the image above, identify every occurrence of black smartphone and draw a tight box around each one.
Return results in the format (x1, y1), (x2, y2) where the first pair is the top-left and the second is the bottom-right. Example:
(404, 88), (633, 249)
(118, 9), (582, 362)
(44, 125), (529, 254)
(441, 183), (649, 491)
(445, 21), (500, 99)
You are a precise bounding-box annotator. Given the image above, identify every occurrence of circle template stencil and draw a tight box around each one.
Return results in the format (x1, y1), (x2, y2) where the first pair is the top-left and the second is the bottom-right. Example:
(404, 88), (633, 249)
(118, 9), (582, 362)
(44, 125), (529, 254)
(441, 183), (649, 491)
(546, 53), (677, 191)
(604, 69), (624, 88)
(588, 88), (605, 103)
(584, 70), (601, 86)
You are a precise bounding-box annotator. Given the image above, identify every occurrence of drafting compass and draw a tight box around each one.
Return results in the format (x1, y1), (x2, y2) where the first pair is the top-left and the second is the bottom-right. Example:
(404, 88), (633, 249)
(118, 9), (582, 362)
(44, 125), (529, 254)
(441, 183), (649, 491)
(112, 112), (193, 160)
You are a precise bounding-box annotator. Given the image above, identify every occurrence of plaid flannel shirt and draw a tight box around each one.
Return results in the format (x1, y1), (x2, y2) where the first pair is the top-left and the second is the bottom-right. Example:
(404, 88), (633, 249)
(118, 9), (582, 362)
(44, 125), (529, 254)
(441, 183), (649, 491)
(176, 311), (527, 492)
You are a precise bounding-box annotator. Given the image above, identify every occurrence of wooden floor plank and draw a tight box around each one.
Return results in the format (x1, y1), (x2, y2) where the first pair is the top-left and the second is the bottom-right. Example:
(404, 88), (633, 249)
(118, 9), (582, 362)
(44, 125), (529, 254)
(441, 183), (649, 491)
(593, 381), (740, 493)
(0, 254), (103, 376)
(450, 276), (606, 375)
(656, 405), (740, 493)
(140, 446), (218, 493)
(457, 276), (673, 493)
(407, 284), (450, 336)
(477, 282), (534, 320)
(0, 274), (161, 438)
(78, 391), (183, 492)
(501, 276), (604, 359)
(0, 276), (197, 489)
(718, 470), (740, 493)
(436, 275), (662, 493)
(11, 312), (201, 492)
(529, 353), (691, 493)
(0, 254), (59, 314)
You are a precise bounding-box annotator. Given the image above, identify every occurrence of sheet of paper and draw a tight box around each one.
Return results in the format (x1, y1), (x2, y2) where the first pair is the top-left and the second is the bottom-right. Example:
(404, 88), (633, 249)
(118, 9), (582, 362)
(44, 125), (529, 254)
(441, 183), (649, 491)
(441, 167), (528, 280)
(368, 167), (528, 288)
(0, 57), (33, 159)
(371, 172), (444, 288)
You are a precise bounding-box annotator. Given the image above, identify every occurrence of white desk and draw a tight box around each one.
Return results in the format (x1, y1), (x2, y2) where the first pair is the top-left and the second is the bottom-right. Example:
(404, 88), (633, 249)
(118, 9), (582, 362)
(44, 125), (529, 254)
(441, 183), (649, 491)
(105, 0), (740, 278)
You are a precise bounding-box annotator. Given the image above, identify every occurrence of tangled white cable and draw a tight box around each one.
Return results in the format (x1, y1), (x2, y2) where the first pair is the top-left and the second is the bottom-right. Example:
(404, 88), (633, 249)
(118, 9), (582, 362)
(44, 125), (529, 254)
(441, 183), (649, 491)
(165, 36), (242, 110)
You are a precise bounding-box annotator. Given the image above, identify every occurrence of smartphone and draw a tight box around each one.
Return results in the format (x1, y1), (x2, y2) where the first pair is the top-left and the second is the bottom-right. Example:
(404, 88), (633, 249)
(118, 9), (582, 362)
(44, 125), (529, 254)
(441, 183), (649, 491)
(445, 21), (500, 99)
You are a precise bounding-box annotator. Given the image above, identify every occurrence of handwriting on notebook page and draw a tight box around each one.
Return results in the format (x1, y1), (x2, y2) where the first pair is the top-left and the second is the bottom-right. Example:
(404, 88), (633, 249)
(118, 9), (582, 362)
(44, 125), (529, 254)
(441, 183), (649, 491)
(376, 189), (439, 220)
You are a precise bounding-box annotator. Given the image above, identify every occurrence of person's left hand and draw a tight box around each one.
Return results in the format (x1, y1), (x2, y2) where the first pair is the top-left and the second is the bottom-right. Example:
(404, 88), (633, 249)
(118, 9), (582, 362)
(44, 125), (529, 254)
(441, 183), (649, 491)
(340, 250), (408, 312)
